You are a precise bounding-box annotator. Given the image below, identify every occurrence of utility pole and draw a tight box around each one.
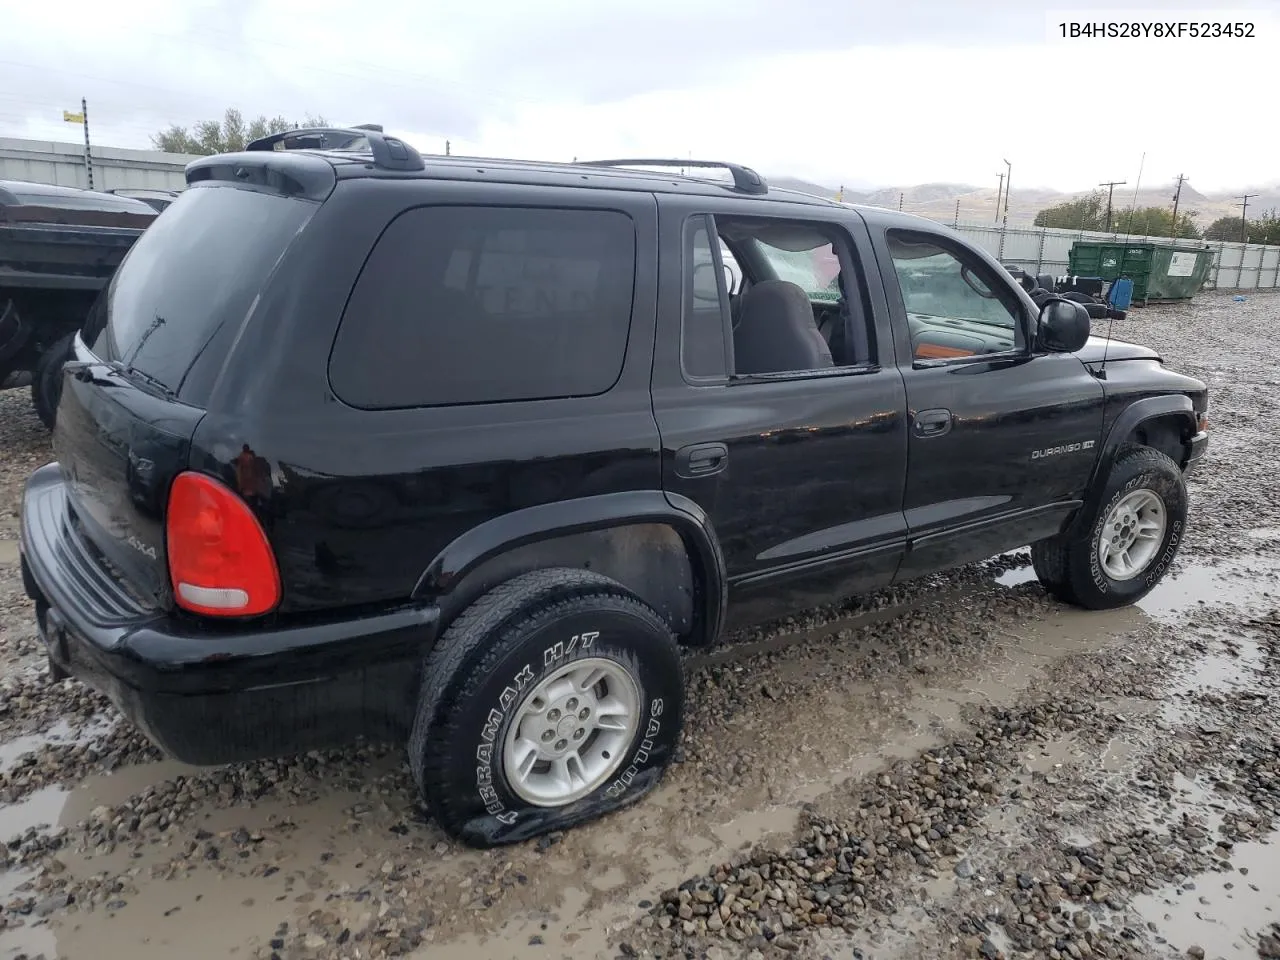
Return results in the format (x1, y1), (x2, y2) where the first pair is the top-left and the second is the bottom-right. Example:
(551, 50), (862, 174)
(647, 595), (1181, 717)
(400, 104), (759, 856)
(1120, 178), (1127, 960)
(1098, 179), (1126, 233)
(994, 172), (1004, 222)
(1170, 174), (1187, 237)
(62, 98), (93, 190)
(1002, 158), (1012, 227)
(445, 140), (451, 156)
(953, 198), (960, 227)
(81, 98), (93, 190)
(898, 192), (904, 211)
(1236, 192), (1258, 242)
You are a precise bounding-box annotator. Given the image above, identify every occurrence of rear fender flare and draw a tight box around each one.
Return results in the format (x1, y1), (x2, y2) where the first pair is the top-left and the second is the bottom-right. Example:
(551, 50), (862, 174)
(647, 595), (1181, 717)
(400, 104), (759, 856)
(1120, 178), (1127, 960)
(414, 490), (727, 647)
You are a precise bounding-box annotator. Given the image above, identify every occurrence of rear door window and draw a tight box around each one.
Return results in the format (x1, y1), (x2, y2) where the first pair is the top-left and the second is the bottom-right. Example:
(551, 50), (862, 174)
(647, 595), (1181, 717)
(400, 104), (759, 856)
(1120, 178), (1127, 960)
(328, 205), (637, 409)
(83, 184), (317, 396)
(682, 215), (732, 379)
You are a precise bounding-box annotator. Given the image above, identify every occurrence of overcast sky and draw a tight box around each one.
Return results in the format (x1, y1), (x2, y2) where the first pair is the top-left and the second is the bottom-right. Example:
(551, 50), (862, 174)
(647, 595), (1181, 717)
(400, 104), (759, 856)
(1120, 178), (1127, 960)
(3, 0), (1277, 193)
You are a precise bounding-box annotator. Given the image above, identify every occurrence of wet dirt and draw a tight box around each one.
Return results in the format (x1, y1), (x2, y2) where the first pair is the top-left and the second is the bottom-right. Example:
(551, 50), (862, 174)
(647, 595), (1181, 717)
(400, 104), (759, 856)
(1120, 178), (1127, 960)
(0, 290), (1278, 959)
(1129, 836), (1278, 960)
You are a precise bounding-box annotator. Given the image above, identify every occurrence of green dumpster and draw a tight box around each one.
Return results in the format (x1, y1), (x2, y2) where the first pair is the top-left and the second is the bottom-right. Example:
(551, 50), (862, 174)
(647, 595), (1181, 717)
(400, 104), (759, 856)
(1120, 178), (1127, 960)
(1067, 241), (1214, 305)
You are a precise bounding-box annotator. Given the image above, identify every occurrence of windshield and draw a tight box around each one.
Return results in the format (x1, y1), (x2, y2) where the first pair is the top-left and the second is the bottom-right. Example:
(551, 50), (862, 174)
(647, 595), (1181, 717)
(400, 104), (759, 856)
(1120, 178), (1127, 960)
(893, 250), (1017, 327)
(83, 184), (316, 396)
(754, 239), (842, 302)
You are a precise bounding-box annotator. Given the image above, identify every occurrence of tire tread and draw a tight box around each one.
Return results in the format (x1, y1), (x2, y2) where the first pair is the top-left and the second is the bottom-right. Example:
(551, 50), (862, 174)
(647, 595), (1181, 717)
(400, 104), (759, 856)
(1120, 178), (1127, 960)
(1040, 441), (1187, 611)
(408, 568), (678, 842)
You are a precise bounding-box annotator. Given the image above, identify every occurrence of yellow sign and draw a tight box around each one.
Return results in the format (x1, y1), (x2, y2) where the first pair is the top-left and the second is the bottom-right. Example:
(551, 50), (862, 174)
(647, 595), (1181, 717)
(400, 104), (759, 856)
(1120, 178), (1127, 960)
(63, 110), (84, 124)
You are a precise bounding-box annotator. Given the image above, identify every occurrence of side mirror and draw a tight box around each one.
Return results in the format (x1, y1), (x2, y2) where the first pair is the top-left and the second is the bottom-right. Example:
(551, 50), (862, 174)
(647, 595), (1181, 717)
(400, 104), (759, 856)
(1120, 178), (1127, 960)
(1036, 297), (1091, 353)
(693, 261), (741, 299)
(722, 262), (739, 295)
(691, 262), (721, 302)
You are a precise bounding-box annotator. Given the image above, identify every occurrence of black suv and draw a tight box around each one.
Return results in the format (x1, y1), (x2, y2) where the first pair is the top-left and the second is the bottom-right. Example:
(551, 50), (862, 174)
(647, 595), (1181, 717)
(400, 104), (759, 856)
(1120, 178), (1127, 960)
(20, 127), (1209, 848)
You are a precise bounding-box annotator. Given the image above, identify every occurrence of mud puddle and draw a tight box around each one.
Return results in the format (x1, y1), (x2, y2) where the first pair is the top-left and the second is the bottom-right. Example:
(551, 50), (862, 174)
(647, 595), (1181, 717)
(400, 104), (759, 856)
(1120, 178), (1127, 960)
(1129, 836), (1278, 960)
(994, 549), (1280, 626)
(0, 717), (117, 774)
(2, 543), (1277, 959)
(0, 569), (1138, 959)
(772, 548), (1280, 960)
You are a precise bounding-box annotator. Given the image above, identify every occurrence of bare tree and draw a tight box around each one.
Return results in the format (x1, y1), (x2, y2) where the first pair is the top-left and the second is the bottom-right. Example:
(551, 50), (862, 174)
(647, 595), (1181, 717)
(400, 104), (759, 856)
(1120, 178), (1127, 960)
(152, 108), (329, 155)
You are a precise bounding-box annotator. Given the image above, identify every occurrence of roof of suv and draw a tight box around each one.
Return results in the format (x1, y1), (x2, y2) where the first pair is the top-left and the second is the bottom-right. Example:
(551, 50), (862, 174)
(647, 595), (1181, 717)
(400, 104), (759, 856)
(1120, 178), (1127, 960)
(186, 125), (920, 223)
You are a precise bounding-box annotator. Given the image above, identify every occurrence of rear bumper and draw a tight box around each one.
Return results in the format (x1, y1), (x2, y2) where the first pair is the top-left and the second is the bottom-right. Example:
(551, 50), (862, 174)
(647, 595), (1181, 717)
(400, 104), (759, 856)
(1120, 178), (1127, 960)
(20, 463), (439, 765)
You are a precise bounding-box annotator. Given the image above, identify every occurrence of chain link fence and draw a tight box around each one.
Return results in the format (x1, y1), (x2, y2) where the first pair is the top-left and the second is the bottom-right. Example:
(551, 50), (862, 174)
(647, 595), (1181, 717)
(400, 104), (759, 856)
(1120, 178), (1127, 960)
(865, 197), (1280, 293)
(938, 220), (1279, 292)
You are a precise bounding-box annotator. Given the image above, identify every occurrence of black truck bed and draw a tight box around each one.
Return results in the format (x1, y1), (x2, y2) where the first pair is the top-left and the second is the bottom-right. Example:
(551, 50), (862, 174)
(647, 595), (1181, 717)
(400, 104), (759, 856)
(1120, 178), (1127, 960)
(1, 180), (157, 292)
(1, 180), (160, 414)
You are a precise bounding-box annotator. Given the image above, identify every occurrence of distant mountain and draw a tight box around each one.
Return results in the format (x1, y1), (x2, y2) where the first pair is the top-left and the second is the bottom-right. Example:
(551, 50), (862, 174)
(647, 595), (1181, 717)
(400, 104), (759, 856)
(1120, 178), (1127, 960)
(770, 176), (843, 200)
(765, 174), (1280, 227)
(857, 180), (1272, 228)
(1202, 186), (1280, 217)
(863, 183), (981, 207)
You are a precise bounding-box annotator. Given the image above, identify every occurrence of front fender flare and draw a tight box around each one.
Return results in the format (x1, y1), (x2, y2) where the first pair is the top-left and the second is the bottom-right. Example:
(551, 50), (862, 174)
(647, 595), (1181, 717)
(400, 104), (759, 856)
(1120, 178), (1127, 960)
(1068, 394), (1196, 539)
(1096, 394), (1195, 480)
(414, 490), (728, 646)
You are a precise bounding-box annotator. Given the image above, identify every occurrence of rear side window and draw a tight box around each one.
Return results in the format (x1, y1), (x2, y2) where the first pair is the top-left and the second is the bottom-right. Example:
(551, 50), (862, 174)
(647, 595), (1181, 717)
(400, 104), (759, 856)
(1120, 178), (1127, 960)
(682, 215), (731, 379)
(329, 205), (637, 409)
(84, 184), (315, 395)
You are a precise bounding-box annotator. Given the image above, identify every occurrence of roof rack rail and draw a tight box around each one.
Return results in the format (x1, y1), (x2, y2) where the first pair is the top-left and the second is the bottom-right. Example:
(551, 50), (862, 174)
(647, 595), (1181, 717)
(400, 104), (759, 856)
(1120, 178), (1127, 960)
(577, 158), (768, 196)
(245, 125), (425, 172)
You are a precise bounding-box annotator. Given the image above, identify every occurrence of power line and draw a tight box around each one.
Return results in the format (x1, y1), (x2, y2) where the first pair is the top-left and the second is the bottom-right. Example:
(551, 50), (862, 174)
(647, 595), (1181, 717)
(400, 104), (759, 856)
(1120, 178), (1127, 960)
(1098, 179), (1126, 233)
(1236, 192), (1258, 242)
(1170, 174), (1187, 238)
(1002, 158), (1012, 223)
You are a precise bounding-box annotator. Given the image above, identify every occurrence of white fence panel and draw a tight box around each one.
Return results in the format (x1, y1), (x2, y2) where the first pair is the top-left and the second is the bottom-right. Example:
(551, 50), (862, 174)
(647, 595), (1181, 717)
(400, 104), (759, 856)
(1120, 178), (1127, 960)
(946, 219), (1279, 292)
(1260, 246), (1280, 288)
(0, 137), (195, 193)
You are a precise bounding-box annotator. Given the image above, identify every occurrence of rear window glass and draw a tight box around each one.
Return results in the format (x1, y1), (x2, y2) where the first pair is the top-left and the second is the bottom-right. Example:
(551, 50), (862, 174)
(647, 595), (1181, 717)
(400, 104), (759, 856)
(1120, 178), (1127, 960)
(328, 205), (636, 409)
(84, 185), (315, 394)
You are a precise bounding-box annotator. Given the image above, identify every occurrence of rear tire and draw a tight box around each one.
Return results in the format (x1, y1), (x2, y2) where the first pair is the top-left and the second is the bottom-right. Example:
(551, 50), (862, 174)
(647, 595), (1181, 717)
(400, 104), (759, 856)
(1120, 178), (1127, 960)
(1030, 539), (1069, 596)
(1032, 443), (1187, 610)
(408, 568), (684, 848)
(47, 654), (69, 683)
(31, 334), (74, 430)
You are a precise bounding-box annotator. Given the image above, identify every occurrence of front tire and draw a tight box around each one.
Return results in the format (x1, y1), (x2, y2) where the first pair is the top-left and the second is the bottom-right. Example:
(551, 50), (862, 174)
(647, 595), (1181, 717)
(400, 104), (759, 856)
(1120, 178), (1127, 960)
(408, 569), (684, 848)
(1033, 443), (1188, 610)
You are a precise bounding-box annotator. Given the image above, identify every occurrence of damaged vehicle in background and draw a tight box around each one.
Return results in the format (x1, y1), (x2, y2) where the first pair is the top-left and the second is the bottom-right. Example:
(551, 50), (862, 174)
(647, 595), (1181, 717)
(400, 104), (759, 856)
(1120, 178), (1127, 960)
(0, 179), (157, 427)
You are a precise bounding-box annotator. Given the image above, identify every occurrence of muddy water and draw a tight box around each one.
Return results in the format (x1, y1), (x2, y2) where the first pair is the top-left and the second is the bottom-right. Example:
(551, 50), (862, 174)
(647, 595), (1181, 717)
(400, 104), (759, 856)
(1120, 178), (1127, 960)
(0, 552), (1234, 960)
(3, 461), (1279, 960)
(1129, 836), (1278, 960)
(819, 544), (1280, 960)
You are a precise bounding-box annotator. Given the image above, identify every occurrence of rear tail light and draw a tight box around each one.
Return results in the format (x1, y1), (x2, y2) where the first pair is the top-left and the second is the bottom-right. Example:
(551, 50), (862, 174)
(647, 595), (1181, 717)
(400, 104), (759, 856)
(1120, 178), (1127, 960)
(166, 471), (280, 617)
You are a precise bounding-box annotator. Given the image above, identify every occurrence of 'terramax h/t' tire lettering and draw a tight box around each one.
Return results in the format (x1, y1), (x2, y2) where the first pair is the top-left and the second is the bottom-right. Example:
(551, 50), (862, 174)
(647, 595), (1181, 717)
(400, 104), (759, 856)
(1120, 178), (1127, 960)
(408, 569), (684, 847)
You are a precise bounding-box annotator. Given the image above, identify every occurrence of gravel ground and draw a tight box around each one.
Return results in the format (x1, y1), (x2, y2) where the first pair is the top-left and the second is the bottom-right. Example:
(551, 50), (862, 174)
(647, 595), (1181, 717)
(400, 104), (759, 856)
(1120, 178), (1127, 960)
(0, 289), (1277, 960)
